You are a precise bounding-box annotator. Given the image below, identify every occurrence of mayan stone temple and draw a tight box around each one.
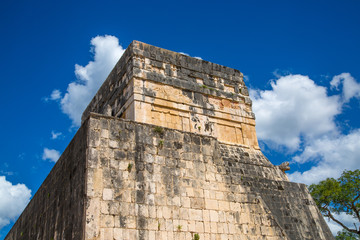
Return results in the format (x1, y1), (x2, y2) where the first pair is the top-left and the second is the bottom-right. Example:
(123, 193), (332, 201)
(6, 41), (334, 239)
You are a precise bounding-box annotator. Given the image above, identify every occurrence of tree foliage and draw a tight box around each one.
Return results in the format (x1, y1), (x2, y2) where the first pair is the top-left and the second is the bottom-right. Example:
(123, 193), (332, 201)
(309, 169), (360, 237)
(335, 229), (359, 240)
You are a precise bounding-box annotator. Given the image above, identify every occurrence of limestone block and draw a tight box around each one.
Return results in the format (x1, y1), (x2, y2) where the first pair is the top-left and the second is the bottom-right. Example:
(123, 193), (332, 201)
(86, 198), (101, 239)
(100, 201), (109, 214)
(100, 228), (113, 240)
(165, 219), (174, 231)
(109, 140), (119, 148)
(113, 228), (123, 240)
(210, 222), (218, 233)
(162, 206), (172, 219)
(103, 188), (113, 201)
(188, 220), (196, 232)
(205, 199), (219, 210)
(209, 210), (219, 222)
(218, 201), (230, 211)
(180, 208), (189, 220)
(100, 215), (114, 228)
(191, 197), (205, 209)
(101, 129), (109, 138)
(181, 196), (191, 208)
(196, 221), (205, 232)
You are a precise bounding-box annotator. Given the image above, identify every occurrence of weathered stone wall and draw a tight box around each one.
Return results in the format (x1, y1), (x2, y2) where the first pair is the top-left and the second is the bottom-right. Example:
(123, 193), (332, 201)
(81, 43), (135, 123)
(5, 109), (333, 240)
(85, 113), (333, 240)
(6, 41), (334, 240)
(5, 122), (88, 240)
(220, 148), (334, 240)
(82, 41), (259, 149)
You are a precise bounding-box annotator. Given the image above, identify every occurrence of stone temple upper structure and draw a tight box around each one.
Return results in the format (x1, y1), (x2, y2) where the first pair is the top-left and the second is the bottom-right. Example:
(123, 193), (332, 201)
(82, 41), (258, 149)
(5, 41), (334, 240)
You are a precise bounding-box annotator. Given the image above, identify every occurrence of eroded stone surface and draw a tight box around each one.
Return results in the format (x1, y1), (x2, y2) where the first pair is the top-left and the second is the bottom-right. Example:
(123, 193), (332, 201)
(82, 41), (258, 149)
(83, 114), (333, 240)
(5, 41), (334, 240)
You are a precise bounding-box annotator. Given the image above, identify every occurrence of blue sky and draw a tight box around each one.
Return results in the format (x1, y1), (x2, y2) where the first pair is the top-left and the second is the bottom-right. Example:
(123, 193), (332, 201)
(1, 0), (360, 237)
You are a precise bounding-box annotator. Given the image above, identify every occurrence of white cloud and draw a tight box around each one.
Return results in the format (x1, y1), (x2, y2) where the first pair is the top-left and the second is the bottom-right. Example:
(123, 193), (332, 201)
(51, 131), (62, 140)
(42, 148), (60, 162)
(50, 89), (62, 100)
(179, 52), (202, 60)
(289, 130), (360, 184)
(179, 52), (189, 56)
(0, 176), (31, 229)
(272, 69), (292, 78)
(330, 72), (360, 102)
(43, 89), (62, 102)
(251, 74), (341, 151)
(324, 212), (358, 236)
(243, 75), (249, 82)
(56, 35), (125, 126)
(251, 73), (360, 184)
(0, 171), (14, 176)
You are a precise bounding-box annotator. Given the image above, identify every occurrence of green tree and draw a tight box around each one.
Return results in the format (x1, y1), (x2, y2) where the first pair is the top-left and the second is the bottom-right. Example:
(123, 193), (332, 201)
(309, 169), (360, 238)
(336, 229), (358, 240)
